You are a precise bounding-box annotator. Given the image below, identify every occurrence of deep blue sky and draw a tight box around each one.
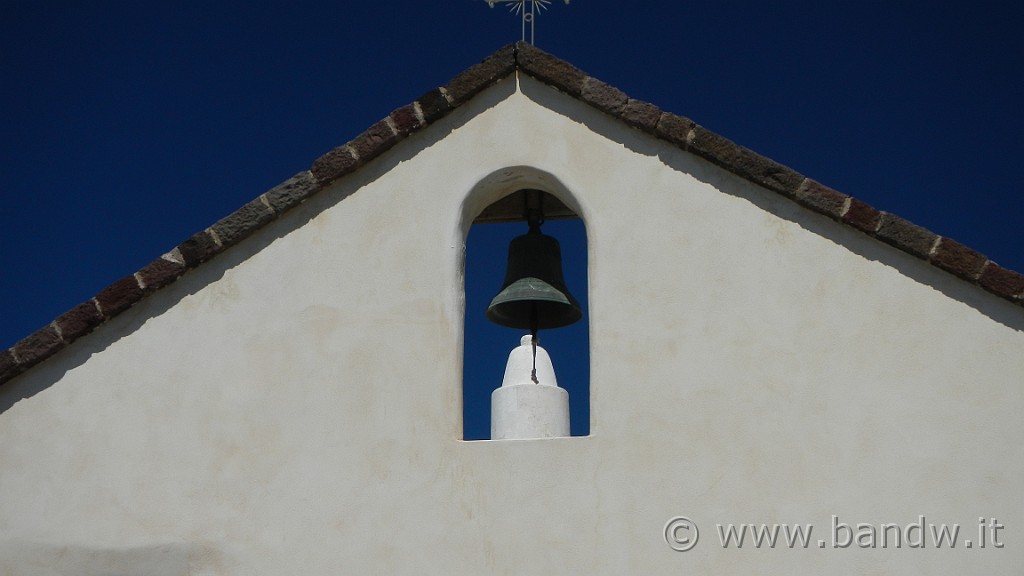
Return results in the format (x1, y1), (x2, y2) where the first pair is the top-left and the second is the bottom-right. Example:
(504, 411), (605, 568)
(3, 2), (1022, 437)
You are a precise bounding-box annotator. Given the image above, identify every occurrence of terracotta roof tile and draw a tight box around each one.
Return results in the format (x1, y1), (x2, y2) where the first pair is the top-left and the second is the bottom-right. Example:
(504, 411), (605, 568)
(416, 88), (452, 124)
(54, 302), (104, 342)
(445, 44), (517, 105)
(263, 171), (320, 214)
(517, 43), (586, 96)
(0, 349), (20, 383)
(794, 179), (848, 220)
(177, 230), (222, 269)
(689, 124), (806, 196)
(211, 198), (276, 249)
(311, 146), (360, 186)
(620, 99), (662, 133)
(581, 77), (628, 116)
(842, 197), (882, 233)
(876, 212), (939, 260)
(654, 113), (694, 147)
(94, 276), (145, 318)
(391, 103), (424, 137)
(349, 117), (402, 166)
(930, 238), (988, 281)
(12, 324), (65, 371)
(2, 42), (1021, 386)
(979, 263), (1024, 301)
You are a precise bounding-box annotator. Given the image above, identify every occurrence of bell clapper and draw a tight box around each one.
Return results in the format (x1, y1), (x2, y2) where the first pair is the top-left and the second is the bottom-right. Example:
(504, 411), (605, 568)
(530, 333), (539, 383)
(530, 303), (540, 383)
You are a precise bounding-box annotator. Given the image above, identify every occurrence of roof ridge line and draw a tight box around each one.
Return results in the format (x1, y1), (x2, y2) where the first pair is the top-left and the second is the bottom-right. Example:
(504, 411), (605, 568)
(2, 44), (1021, 386)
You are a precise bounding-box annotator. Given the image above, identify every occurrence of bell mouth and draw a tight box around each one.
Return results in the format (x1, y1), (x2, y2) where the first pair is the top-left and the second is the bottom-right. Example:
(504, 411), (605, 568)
(486, 277), (582, 330)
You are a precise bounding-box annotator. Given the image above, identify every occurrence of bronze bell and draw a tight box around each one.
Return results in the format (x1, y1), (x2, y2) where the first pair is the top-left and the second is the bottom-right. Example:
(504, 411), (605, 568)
(486, 219), (582, 331)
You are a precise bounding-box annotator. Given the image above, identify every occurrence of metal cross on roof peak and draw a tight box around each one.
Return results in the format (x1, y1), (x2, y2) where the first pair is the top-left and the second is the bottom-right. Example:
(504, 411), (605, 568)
(486, 0), (570, 46)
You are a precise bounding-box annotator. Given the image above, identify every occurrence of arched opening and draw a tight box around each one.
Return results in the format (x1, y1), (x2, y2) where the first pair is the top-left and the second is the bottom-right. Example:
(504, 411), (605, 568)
(462, 186), (590, 440)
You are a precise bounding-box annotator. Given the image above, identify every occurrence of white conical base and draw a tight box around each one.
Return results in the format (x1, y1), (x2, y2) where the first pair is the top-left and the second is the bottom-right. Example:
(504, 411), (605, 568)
(491, 335), (570, 440)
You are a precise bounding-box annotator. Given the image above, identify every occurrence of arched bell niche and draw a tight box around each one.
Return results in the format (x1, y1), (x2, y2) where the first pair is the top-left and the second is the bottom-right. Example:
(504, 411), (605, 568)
(460, 167), (590, 440)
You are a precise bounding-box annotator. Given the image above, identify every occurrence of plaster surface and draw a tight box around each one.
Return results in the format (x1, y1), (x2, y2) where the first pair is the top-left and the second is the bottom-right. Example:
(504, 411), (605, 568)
(1, 74), (1022, 574)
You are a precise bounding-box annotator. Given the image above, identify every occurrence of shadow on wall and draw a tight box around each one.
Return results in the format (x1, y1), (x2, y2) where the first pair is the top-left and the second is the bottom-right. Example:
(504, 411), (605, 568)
(519, 77), (1024, 332)
(0, 80), (522, 413)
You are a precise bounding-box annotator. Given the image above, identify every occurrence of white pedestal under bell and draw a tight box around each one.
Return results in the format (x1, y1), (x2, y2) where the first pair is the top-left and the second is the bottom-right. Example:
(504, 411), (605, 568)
(491, 335), (570, 440)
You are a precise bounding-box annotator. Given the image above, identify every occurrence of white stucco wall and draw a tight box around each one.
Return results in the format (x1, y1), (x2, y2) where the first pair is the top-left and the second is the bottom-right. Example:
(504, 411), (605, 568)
(2, 74), (1022, 574)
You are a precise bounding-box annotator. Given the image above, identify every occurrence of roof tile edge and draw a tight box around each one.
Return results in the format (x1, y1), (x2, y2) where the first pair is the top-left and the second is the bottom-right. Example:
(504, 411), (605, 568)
(512, 43), (1023, 307)
(2, 43), (1022, 387)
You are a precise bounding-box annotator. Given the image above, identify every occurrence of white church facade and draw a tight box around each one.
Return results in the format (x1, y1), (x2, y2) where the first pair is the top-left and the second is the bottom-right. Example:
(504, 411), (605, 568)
(2, 43), (1023, 574)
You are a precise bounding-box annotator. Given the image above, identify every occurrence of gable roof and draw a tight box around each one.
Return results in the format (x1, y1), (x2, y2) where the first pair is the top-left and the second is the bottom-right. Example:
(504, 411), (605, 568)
(2, 42), (1022, 387)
